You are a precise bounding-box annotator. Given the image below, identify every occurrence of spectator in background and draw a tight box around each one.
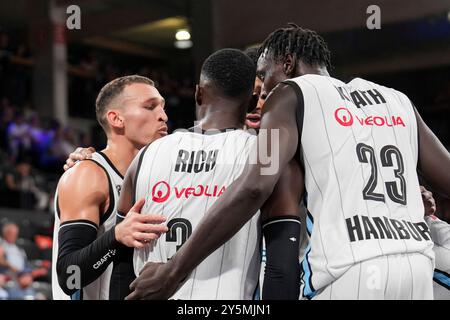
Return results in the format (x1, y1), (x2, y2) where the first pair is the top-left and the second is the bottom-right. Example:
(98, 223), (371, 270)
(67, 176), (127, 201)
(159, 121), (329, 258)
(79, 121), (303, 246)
(0, 102), (14, 150)
(0, 223), (26, 274)
(0, 244), (14, 274)
(7, 111), (31, 160)
(0, 226), (47, 300)
(6, 268), (36, 300)
(3, 156), (49, 210)
(0, 273), (8, 299)
(49, 126), (77, 161)
(29, 114), (46, 147)
(28, 114), (51, 165)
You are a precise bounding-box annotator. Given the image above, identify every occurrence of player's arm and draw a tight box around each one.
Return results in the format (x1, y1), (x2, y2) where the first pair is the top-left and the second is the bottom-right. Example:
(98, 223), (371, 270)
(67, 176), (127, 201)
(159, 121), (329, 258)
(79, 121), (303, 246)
(56, 160), (167, 296)
(127, 83), (301, 299)
(425, 215), (450, 249)
(421, 186), (450, 248)
(425, 212), (450, 291)
(56, 160), (120, 295)
(110, 149), (168, 300)
(261, 159), (304, 300)
(415, 108), (450, 198)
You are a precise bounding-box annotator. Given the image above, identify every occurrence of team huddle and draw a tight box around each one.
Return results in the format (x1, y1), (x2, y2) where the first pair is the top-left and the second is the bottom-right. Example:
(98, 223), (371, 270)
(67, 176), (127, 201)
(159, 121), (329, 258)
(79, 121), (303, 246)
(51, 24), (450, 300)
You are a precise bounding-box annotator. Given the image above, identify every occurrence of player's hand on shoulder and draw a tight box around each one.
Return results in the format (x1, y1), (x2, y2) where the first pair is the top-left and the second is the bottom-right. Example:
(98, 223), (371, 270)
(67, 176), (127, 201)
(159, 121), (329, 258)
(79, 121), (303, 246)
(115, 198), (168, 248)
(63, 146), (96, 171)
(420, 186), (436, 216)
(126, 261), (178, 300)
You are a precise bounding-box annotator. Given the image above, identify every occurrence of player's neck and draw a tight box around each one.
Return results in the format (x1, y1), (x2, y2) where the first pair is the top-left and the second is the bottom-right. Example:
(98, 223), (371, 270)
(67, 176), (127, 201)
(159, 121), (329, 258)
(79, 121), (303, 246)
(101, 137), (140, 177)
(198, 108), (245, 131)
(298, 62), (330, 77)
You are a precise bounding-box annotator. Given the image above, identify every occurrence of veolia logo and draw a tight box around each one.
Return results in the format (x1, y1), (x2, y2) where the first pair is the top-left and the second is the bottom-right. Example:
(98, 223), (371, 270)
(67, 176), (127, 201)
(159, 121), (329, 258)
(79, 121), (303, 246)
(334, 107), (354, 126)
(151, 181), (171, 203)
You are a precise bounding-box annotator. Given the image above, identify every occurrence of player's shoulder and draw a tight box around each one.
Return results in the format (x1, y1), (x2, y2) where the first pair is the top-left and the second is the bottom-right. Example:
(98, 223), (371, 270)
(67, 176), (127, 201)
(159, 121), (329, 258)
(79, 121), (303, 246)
(286, 74), (346, 92)
(57, 159), (109, 195)
(349, 77), (385, 90)
(350, 77), (409, 98)
(352, 78), (415, 112)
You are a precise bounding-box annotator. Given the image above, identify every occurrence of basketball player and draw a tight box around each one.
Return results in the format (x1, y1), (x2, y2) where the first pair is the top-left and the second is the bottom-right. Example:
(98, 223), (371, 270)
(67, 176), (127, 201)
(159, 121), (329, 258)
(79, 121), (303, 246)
(244, 46), (303, 299)
(127, 24), (450, 300)
(244, 47), (265, 131)
(111, 49), (261, 299)
(52, 75), (169, 300)
(421, 186), (450, 299)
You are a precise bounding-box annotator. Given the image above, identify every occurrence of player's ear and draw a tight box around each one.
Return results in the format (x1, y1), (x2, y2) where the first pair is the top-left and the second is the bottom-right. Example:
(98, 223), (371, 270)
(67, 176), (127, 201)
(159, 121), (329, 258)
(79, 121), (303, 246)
(195, 84), (203, 106)
(283, 54), (296, 77)
(106, 109), (124, 130)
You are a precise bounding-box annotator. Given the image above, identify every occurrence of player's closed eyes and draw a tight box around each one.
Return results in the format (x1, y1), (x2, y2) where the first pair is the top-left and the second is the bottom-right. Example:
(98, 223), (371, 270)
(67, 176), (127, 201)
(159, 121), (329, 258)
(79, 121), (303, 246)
(144, 104), (163, 110)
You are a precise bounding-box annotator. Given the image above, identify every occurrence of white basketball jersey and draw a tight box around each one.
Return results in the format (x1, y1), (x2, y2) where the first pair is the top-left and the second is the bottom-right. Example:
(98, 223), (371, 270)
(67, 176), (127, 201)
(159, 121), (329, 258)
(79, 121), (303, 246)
(133, 129), (261, 300)
(425, 215), (450, 299)
(52, 152), (123, 300)
(286, 75), (435, 298)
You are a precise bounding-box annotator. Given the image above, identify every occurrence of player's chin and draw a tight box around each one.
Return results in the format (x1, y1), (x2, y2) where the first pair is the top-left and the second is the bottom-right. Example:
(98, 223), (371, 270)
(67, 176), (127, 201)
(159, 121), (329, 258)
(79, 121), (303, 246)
(158, 131), (168, 138)
(156, 130), (168, 138)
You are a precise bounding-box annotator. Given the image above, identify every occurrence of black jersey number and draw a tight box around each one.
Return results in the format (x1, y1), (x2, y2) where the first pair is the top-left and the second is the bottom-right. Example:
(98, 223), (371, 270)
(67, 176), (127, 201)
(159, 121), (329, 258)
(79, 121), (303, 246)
(356, 143), (407, 205)
(166, 218), (192, 251)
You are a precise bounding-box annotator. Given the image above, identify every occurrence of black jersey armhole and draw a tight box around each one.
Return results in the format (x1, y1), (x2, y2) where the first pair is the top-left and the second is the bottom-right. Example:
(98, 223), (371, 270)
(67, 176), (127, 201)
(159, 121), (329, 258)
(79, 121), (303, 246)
(97, 151), (124, 179)
(132, 144), (150, 204)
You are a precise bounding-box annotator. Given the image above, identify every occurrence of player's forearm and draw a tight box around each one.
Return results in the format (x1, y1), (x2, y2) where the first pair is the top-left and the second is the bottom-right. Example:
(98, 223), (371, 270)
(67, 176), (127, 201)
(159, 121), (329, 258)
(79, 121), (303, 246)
(109, 211), (136, 300)
(425, 216), (450, 248)
(109, 246), (135, 300)
(262, 216), (301, 299)
(57, 223), (123, 295)
(170, 170), (274, 280)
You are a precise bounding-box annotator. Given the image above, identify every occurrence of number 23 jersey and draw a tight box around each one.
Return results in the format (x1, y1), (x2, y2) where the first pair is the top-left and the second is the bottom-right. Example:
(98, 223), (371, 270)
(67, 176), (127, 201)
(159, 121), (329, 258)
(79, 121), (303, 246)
(285, 74), (434, 297)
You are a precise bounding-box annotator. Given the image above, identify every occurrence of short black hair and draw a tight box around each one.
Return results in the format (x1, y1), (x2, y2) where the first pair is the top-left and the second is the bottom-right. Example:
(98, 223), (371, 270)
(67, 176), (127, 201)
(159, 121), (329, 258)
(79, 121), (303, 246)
(201, 48), (256, 99)
(258, 23), (331, 68)
(244, 46), (260, 67)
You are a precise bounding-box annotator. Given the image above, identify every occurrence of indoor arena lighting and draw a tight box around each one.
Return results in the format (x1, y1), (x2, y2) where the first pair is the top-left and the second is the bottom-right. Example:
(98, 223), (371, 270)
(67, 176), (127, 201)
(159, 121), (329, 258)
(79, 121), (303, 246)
(175, 30), (191, 41)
